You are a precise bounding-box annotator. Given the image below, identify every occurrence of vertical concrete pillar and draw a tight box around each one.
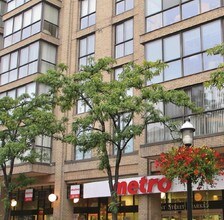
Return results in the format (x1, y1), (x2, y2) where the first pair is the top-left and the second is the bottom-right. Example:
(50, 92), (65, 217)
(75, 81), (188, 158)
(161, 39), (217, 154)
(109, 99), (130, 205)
(138, 156), (162, 219)
(138, 194), (161, 220)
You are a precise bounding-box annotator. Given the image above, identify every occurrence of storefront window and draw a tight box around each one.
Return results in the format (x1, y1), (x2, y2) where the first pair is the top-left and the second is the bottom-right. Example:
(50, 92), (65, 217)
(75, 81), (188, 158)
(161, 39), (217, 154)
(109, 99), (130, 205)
(74, 196), (138, 220)
(161, 190), (223, 220)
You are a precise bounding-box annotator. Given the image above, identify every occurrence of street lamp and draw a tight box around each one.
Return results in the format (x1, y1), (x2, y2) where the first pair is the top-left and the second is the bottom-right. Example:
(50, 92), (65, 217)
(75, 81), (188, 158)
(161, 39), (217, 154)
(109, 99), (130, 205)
(180, 118), (195, 220)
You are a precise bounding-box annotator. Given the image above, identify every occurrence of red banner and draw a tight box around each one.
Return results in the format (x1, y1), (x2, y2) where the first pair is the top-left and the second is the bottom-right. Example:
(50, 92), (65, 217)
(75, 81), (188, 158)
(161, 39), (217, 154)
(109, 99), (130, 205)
(70, 185), (80, 199)
(24, 189), (33, 202)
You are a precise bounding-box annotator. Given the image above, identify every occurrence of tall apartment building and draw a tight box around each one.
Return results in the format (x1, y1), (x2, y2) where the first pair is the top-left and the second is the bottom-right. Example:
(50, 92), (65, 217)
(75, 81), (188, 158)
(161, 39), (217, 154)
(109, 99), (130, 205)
(0, 0), (224, 219)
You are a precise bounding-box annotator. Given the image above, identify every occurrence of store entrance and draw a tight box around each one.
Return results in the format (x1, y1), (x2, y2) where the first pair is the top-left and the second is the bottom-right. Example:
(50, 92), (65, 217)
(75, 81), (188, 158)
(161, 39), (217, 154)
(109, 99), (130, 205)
(162, 209), (223, 220)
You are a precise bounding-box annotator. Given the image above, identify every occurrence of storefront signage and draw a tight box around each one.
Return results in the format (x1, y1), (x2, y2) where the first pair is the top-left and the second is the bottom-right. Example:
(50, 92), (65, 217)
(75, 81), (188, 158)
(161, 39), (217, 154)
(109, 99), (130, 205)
(70, 185), (80, 199)
(24, 189), (33, 202)
(117, 177), (171, 195)
(83, 175), (224, 199)
(161, 202), (209, 211)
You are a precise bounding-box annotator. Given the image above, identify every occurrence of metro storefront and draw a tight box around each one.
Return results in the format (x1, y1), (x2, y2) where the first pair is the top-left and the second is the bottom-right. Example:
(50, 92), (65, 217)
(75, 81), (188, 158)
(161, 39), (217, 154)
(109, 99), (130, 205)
(74, 175), (224, 220)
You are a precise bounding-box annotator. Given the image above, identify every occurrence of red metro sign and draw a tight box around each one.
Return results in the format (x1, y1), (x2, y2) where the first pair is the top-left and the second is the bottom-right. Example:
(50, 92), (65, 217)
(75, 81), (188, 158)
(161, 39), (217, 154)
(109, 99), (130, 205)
(117, 177), (171, 195)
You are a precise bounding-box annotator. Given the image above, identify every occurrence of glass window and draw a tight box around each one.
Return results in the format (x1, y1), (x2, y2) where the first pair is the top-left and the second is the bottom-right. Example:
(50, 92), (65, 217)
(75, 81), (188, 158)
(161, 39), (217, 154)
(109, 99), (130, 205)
(23, 9), (32, 27)
(115, 67), (133, 96)
(4, 18), (13, 36)
(79, 34), (95, 68)
(116, 1), (124, 15)
(146, 13), (162, 32)
(163, 0), (180, 10)
(204, 87), (224, 111)
(201, 0), (220, 13)
(7, 0), (31, 12)
(146, 0), (162, 16)
(164, 60), (181, 81)
(115, 19), (133, 58)
(145, 19), (223, 83)
(163, 6), (180, 26)
(9, 69), (17, 82)
(87, 34), (95, 54)
(17, 86), (26, 97)
(202, 20), (222, 50)
(203, 53), (223, 71)
(1, 54), (10, 72)
(20, 47), (29, 65)
(164, 34), (180, 61)
(145, 40), (162, 61)
(13, 14), (22, 32)
(123, 138), (133, 153)
(10, 51), (18, 69)
(80, 38), (87, 57)
(75, 129), (92, 160)
(41, 42), (57, 64)
(80, 0), (96, 29)
(146, 0), (222, 33)
(183, 28), (201, 56)
(190, 84), (204, 108)
(44, 4), (58, 25)
(1, 73), (8, 85)
(33, 4), (42, 23)
(89, 0), (96, 13)
(81, 0), (88, 16)
(7, 89), (16, 98)
(116, 24), (124, 44)
(19, 65), (28, 78)
(165, 102), (183, 118)
(125, 19), (133, 40)
(3, 3), (46, 47)
(116, 0), (134, 15)
(147, 122), (164, 143)
(183, 54), (202, 76)
(182, 0), (199, 19)
(29, 42), (39, 61)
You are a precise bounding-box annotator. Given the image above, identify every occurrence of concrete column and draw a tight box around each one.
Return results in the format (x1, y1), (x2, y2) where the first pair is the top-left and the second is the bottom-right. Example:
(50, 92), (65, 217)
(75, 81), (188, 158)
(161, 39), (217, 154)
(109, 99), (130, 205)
(138, 194), (161, 220)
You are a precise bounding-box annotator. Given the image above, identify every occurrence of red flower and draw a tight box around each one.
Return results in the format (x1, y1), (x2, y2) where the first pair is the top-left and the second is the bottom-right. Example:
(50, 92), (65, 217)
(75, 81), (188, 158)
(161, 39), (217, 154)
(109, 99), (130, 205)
(156, 145), (224, 187)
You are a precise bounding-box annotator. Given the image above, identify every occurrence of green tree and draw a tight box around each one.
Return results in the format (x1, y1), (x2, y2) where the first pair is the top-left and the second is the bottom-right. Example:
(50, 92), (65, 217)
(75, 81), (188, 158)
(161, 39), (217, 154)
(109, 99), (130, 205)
(38, 59), (199, 220)
(0, 92), (65, 220)
(205, 43), (224, 89)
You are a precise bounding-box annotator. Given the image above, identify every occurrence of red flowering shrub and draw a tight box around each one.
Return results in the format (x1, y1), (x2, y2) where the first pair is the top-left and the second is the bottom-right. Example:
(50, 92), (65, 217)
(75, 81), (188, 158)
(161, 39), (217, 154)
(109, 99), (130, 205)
(155, 146), (224, 189)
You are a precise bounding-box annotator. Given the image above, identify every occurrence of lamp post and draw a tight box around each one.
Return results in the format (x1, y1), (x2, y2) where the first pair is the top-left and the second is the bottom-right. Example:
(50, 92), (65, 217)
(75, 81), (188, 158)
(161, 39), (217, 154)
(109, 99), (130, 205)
(180, 118), (195, 220)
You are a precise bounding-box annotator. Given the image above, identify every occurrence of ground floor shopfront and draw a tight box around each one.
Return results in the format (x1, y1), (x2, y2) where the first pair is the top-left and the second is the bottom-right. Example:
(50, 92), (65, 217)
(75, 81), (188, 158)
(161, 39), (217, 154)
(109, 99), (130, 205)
(8, 175), (224, 220)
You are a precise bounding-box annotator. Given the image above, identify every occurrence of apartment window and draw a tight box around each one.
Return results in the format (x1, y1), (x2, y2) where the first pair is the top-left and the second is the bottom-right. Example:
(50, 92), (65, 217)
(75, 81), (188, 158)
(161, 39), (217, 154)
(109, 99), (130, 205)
(75, 146), (91, 160)
(145, 19), (223, 84)
(116, 0), (134, 15)
(77, 99), (91, 114)
(4, 3), (59, 47)
(41, 42), (57, 73)
(146, 85), (224, 144)
(115, 19), (133, 58)
(145, 0), (221, 32)
(7, 0), (30, 12)
(80, 0), (96, 29)
(79, 34), (95, 68)
(115, 67), (133, 96)
(0, 83), (49, 100)
(43, 4), (59, 37)
(75, 129), (92, 160)
(114, 113), (134, 154)
(0, 41), (57, 85)
(35, 135), (52, 163)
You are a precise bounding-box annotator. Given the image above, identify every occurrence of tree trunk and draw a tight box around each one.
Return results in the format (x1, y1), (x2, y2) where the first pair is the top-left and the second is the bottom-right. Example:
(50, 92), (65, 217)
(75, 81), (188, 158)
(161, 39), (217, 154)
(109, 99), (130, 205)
(112, 212), (118, 220)
(4, 205), (11, 220)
